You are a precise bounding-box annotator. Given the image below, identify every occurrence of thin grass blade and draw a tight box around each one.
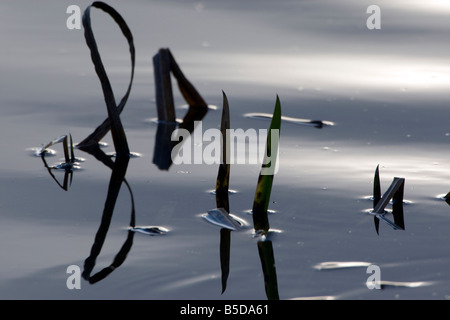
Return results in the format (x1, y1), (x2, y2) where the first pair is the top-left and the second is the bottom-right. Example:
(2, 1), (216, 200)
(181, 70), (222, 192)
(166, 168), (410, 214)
(252, 96), (281, 233)
(215, 91), (231, 211)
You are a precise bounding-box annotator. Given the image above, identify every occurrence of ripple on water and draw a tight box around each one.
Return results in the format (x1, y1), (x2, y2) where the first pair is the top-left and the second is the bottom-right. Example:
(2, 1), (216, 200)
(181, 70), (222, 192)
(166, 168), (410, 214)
(244, 112), (335, 128)
(361, 195), (413, 205)
(28, 147), (57, 157)
(251, 228), (283, 241)
(290, 295), (336, 300)
(436, 193), (450, 204)
(52, 162), (82, 170)
(208, 189), (238, 195)
(377, 280), (434, 289)
(244, 209), (277, 215)
(179, 104), (218, 111)
(313, 261), (372, 271)
(129, 226), (170, 236)
(362, 208), (392, 215)
(145, 117), (183, 124)
(201, 208), (249, 231)
(107, 151), (142, 158)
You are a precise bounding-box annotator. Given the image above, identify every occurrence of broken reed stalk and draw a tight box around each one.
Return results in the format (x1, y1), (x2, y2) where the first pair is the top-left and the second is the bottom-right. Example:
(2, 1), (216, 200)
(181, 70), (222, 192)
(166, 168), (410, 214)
(373, 178), (405, 214)
(152, 48), (209, 170)
(252, 96), (281, 234)
(372, 165), (405, 234)
(153, 49), (176, 122)
(77, 1), (135, 151)
(153, 48), (208, 128)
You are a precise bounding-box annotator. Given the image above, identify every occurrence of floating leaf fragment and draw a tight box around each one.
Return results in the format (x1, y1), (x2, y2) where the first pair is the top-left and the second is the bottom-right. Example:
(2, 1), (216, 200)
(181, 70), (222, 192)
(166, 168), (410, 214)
(251, 96), (281, 234)
(203, 208), (247, 231)
(130, 226), (169, 236)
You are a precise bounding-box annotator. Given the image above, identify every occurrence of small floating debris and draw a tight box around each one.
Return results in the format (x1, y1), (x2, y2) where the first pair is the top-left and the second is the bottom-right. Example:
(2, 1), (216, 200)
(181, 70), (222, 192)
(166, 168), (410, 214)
(208, 189), (238, 195)
(377, 280), (434, 289)
(145, 117), (183, 124)
(313, 261), (372, 271)
(107, 151), (142, 158)
(244, 209), (277, 215)
(129, 226), (169, 236)
(52, 162), (82, 171)
(244, 112), (334, 128)
(180, 104), (218, 111)
(29, 147), (57, 157)
(59, 156), (86, 163)
(202, 208), (248, 231)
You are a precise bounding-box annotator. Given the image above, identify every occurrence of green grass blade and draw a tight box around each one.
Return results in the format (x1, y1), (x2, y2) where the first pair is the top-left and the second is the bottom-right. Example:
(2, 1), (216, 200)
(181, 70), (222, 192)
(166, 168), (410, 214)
(391, 178), (405, 230)
(215, 91), (231, 211)
(252, 96), (281, 233)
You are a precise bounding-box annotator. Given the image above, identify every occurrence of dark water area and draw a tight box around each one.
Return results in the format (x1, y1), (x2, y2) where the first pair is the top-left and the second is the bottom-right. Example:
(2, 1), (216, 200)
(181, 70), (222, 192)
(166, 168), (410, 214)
(2, 0), (450, 300)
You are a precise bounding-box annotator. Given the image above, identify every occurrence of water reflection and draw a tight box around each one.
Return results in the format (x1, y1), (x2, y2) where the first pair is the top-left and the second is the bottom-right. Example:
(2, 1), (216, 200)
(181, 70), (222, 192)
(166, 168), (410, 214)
(41, 155), (76, 191)
(80, 144), (134, 284)
(208, 174), (280, 299)
(200, 92), (280, 299)
(39, 134), (83, 191)
(152, 48), (209, 170)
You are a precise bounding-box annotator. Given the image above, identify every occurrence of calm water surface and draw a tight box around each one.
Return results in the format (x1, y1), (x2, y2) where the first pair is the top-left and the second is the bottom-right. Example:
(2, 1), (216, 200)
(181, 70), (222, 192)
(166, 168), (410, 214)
(2, 0), (450, 299)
